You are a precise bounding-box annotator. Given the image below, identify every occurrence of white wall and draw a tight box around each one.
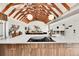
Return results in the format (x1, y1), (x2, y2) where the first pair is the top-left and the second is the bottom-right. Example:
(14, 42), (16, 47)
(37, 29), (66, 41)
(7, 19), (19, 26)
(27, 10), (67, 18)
(6, 17), (27, 38)
(0, 21), (3, 35)
(6, 18), (48, 38)
(0, 20), (6, 39)
(27, 21), (48, 32)
(0, 21), (3, 39)
(50, 13), (79, 42)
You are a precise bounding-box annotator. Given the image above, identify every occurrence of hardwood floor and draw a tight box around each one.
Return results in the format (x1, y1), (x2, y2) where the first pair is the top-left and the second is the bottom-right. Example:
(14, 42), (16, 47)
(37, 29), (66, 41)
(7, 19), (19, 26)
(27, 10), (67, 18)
(0, 43), (79, 56)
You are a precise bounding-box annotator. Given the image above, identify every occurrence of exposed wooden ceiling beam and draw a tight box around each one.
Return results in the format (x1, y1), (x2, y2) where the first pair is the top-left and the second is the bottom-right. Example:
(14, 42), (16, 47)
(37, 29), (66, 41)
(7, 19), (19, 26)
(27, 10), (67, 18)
(12, 3), (65, 23)
(21, 16), (25, 21)
(42, 5), (51, 15)
(19, 15), (24, 20)
(18, 8), (32, 20)
(17, 13), (24, 20)
(51, 3), (63, 14)
(17, 8), (28, 20)
(18, 15), (24, 20)
(21, 16), (29, 23)
(45, 4), (59, 17)
(62, 3), (70, 10)
(17, 4), (51, 21)
(13, 5), (26, 18)
(19, 13), (28, 21)
(13, 3), (24, 6)
(18, 13), (28, 20)
(2, 3), (14, 13)
(13, 9), (23, 18)
(8, 9), (16, 16)
(19, 11), (30, 23)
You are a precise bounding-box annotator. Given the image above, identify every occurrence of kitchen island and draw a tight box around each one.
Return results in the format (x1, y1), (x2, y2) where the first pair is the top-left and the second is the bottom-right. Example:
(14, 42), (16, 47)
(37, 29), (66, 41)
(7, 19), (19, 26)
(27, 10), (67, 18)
(0, 34), (79, 56)
(0, 43), (79, 56)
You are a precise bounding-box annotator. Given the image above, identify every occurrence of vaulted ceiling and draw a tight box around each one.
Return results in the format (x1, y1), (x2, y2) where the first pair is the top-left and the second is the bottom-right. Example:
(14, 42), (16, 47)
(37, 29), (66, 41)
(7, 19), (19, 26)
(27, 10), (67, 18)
(0, 3), (77, 23)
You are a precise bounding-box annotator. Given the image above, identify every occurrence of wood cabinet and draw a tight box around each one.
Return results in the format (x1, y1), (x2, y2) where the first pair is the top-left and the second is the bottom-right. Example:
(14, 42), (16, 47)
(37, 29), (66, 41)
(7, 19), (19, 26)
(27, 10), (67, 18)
(0, 43), (79, 56)
(0, 13), (7, 21)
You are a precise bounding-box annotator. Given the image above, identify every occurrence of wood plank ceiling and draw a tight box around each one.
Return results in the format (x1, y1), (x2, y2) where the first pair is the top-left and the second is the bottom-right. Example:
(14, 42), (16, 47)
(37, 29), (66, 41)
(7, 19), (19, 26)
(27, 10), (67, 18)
(0, 3), (77, 23)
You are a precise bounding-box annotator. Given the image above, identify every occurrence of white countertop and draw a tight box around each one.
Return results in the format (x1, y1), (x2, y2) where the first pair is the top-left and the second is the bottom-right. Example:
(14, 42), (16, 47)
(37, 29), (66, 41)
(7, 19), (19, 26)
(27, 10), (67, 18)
(0, 34), (49, 44)
(0, 34), (79, 44)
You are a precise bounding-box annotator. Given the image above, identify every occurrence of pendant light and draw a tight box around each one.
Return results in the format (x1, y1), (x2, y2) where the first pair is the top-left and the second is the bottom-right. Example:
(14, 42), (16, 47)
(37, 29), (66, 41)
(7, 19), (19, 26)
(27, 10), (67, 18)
(48, 14), (54, 21)
(27, 14), (33, 20)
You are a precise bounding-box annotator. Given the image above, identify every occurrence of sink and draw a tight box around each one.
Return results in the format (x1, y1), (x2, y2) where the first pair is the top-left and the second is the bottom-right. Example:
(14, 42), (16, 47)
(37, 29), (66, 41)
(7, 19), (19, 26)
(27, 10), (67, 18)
(28, 36), (55, 42)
